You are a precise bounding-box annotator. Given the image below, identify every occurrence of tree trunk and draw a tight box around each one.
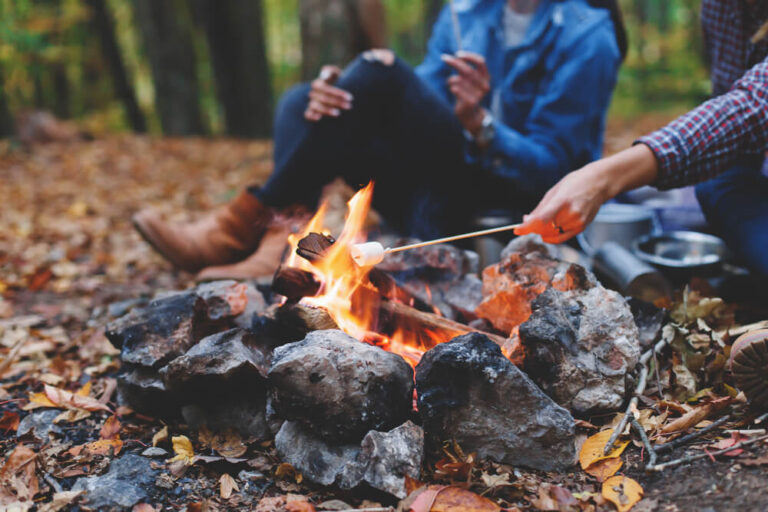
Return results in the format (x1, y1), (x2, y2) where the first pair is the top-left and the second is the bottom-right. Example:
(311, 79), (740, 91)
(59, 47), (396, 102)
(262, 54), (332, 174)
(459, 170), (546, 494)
(299, 0), (387, 80)
(86, 0), (146, 132)
(133, 0), (205, 135)
(192, 0), (272, 138)
(0, 67), (13, 138)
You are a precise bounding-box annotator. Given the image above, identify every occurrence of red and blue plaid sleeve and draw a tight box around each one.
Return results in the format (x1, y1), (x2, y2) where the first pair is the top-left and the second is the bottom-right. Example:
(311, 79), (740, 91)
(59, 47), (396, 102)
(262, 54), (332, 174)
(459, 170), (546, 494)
(637, 57), (768, 189)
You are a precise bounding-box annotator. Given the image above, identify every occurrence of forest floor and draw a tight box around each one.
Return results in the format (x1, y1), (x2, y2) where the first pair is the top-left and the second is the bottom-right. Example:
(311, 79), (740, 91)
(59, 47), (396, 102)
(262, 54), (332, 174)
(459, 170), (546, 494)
(2, 124), (768, 511)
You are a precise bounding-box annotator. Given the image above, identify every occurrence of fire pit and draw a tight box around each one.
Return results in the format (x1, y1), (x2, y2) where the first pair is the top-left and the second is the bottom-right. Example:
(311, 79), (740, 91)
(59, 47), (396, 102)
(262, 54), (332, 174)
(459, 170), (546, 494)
(105, 183), (643, 498)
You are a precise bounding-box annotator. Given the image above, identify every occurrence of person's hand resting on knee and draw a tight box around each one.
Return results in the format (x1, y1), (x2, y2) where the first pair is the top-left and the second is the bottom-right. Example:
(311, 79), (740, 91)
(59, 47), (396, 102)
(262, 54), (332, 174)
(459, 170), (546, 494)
(304, 65), (354, 121)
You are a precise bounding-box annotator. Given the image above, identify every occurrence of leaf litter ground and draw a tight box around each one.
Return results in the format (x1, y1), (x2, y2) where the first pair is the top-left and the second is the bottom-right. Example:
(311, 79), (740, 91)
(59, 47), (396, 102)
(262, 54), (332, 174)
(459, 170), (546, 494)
(2, 136), (768, 511)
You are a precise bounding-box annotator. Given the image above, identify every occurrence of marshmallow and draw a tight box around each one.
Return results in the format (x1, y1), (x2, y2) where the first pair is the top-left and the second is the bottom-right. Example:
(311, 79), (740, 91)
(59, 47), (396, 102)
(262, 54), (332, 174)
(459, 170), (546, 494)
(350, 242), (386, 267)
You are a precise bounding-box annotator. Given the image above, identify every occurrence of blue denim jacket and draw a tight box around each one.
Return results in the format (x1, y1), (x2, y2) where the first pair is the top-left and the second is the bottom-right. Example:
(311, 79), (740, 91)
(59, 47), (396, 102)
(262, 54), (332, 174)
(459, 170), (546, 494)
(415, 0), (620, 198)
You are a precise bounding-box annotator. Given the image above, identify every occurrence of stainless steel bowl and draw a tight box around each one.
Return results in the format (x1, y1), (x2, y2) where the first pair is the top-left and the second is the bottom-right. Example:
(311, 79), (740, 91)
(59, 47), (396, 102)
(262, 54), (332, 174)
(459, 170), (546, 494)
(632, 231), (728, 278)
(578, 203), (659, 256)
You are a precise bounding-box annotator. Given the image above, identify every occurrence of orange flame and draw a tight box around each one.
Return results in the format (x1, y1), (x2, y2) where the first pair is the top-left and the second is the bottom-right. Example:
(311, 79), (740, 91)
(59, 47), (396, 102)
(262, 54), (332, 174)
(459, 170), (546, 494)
(284, 182), (446, 364)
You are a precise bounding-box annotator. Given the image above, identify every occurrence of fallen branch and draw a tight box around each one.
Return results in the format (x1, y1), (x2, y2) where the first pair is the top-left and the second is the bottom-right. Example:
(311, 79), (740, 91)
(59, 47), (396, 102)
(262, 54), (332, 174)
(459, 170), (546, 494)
(604, 337), (668, 455)
(646, 433), (768, 472)
(654, 414), (731, 454)
(630, 414), (657, 467)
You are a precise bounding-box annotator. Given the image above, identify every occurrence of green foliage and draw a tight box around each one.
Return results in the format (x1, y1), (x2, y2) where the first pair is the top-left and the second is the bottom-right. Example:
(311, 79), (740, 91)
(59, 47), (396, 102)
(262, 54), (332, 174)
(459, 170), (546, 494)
(0, 0), (716, 134)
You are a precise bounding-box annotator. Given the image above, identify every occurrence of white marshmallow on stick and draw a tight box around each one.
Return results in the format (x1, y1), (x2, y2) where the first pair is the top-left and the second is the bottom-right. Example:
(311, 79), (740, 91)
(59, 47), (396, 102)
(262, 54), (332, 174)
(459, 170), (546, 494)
(350, 223), (522, 267)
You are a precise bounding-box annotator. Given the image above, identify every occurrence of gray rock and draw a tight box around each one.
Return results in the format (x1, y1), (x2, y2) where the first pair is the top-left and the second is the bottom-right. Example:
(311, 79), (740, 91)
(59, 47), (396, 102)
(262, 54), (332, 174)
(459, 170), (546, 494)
(117, 365), (177, 417)
(268, 330), (413, 443)
(105, 292), (218, 369)
(195, 280), (267, 328)
(16, 410), (62, 441)
(181, 394), (270, 439)
(275, 420), (423, 498)
(628, 297), (666, 351)
(72, 454), (158, 510)
(415, 332), (576, 472)
(161, 328), (272, 394)
(519, 287), (641, 414)
(339, 421), (424, 499)
(275, 421), (360, 486)
(141, 447), (168, 457)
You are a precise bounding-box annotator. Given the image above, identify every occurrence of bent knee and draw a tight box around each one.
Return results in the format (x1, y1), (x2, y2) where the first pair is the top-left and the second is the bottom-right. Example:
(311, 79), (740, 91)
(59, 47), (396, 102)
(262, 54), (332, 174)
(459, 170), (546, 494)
(362, 48), (395, 66)
(275, 83), (311, 120)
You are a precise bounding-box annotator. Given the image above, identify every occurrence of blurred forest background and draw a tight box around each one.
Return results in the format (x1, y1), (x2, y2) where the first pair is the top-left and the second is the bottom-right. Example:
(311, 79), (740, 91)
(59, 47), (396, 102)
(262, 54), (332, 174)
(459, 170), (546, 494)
(0, 0), (710, 140)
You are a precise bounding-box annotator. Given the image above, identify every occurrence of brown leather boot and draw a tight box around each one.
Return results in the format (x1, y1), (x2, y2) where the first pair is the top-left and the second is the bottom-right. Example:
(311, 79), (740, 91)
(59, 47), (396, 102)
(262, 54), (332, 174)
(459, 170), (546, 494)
(133, 190), (273, 273)
(195, 224), (292, 281)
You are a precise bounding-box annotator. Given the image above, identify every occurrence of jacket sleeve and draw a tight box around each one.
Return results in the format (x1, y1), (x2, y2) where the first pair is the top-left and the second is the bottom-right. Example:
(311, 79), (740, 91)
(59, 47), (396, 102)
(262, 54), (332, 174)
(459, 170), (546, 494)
(637, 58), (768, 189)
(473, 24), (620, 199)
(414, 6), (456, 105)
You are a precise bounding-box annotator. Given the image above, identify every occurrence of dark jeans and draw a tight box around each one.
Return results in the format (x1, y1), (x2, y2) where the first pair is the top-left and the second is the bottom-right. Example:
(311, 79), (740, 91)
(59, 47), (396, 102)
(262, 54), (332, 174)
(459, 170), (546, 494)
(695, 157), (768, 275)
(251, 55), (527, 239)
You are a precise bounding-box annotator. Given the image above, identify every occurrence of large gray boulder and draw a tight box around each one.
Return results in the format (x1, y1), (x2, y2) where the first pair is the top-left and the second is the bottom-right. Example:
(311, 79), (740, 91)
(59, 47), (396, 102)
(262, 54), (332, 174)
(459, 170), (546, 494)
(72, 454), (159, 510)
(275, 420), (423, 498)
(519, 287), (641, 414)
(268, 329), (413, 443)
(415, 333), (576, 472)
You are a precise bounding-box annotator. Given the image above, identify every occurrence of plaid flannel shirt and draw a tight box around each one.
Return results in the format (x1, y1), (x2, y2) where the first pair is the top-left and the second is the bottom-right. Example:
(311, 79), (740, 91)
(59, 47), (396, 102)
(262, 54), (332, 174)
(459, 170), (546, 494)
(637, 0), (768, 189)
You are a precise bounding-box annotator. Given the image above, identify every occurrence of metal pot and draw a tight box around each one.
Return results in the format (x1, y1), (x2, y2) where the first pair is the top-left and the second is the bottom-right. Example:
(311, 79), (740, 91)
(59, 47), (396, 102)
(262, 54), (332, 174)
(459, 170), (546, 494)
(632, 231), (728, 280)
(577, 203), (660, 256)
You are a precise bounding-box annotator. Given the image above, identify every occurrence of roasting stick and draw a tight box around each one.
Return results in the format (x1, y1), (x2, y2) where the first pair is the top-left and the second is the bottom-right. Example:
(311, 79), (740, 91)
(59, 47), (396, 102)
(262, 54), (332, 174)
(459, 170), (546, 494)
(351, 223), (522, 267)
(449, 0), (463, 52)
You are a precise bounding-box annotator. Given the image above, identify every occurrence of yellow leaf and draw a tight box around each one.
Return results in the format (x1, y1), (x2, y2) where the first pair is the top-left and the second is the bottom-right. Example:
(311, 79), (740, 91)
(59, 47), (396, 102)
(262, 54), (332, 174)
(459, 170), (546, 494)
(602, 475), (643, 512)
(67, 201), (88, 218)
(579, 429), (629, 470)
(75, 381), (92, 397)
(168, 435), (195, 465)
(220, 473), (239, 499)
(152, 426), (169, 447)
(585, 457), (623, 482)
(24, 391), (59, 410)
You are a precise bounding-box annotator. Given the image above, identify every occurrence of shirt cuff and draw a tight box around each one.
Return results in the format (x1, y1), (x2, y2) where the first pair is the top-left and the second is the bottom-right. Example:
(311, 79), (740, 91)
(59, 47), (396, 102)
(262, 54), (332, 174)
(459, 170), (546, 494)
(635, 127), (688, 190)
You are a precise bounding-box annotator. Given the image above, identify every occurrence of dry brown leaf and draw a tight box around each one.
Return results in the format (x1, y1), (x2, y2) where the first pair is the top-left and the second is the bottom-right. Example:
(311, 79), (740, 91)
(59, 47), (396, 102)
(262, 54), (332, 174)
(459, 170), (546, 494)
(24, 391), (58, 410)
(83, 437), (123, 456)
(100, 415), (121, 440)
(212, 428), (247, 458)
(579, 429), (629, 470)
(409, 485), (500, 512)
(275, 462), (303, 483)
(285, 500), (316, 512)
(37, 490), (84, 512)
(661, 397), (732, 434)
(585, 457), (623, 482)
(37, 384), (111, 412)
(53, 408), (91, 424)
(219, 473), (239, 500)
(152, 426), (169, 447)
(167, 435), (195, 465)
(0, 411), (20, 432)
(0, 444), (39, 501)
(602, 476), (643, 512)
(131, 504), (158, 512)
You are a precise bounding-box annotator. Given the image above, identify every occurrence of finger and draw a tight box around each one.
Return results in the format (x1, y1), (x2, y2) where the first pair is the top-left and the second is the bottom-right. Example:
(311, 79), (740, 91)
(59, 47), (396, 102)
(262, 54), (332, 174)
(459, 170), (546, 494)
(540, 228), (581, 245)
(456, 51), (490, 80)
(318, 65), (342, 84)
(308, 90), (352, 110)
(311, 81), (354, 103)
(449, 81), (482, 106)
(307, 100), (340, 118)
(448, 76), (485, 102)
(442, 54), (489, 93)
(304, 108), (321, 122)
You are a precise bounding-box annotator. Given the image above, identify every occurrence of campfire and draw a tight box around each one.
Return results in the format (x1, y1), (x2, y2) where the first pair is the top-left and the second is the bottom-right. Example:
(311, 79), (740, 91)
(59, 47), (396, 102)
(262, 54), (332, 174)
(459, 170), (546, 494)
(276, 182), (508, 365)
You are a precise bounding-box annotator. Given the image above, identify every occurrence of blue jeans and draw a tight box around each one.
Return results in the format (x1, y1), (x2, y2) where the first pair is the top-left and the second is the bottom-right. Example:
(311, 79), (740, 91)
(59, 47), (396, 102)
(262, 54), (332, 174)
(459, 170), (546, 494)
(695, 157), (768, 275)
(251, 56), (530, 239)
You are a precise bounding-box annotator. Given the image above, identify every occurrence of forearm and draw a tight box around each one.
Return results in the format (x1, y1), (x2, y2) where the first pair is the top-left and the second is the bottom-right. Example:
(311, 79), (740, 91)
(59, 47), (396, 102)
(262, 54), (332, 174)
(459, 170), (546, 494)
(593, 144), (659, 200)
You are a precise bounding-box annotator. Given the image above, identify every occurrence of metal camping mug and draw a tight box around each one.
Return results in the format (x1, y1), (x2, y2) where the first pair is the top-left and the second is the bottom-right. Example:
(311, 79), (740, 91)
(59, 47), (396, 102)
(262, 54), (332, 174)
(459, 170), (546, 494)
(593, 242), (671, 303)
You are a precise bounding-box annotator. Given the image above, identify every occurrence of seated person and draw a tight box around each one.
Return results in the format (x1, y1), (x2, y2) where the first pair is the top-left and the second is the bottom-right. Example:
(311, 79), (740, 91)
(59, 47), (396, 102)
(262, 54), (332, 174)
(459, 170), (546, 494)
(516, 0), (768, 276)
(134, 0), (625, 275)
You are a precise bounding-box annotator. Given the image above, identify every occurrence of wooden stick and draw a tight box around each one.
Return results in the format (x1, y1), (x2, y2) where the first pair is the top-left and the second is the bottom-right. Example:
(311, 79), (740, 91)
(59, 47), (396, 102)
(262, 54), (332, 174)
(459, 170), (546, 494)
(630, 414), (658, 468)
(654, 414), (732, 454)
(386, 223), (521, 255)
(448, 0), (463, 52)
(646, 433), (768, 472)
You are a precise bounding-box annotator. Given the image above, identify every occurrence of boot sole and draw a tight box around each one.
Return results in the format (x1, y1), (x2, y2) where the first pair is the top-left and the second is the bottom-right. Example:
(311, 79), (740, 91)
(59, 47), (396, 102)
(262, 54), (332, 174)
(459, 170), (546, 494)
(730, 329), (768, 410)
(132, 213), (202, 273)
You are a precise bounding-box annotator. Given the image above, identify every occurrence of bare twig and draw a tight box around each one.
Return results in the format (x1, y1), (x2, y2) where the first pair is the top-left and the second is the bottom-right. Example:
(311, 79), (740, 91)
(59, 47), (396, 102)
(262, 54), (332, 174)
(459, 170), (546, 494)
(646, 433), (768, 472)
(604, 337), (668, 455)
(754, 412), (768, 425)
(630, 414), (657, 467)
(654, 414), (731, 454)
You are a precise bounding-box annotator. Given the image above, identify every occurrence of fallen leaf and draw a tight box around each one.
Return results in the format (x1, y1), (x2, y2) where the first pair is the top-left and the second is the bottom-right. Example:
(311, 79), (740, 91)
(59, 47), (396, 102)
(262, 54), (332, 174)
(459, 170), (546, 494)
(75, 381), (92, 397)
(579, 429), (629, 470)
(275, 462), (303, 483)
(83, 437), (123, 456)
(404, 475), (424, 496)
(710, 432), (749, 456)
(37, 490), (84, 512)
(0, 444), (39, 501)
(100, 415), (121, 440)
(480, 471), (513, 490)
(219, 473), (239, 499)
(742, 454), (768, 466)
(40, 384), (111, 412)
(0, 411), (20, 432)
(410, 486), (500, 512)
(212, 428), (247, 458)
(585, 457), (623, 482)
(168, 435), (195, 465)
(24, 391), (58, 410)
(602, 476), (643, 512)
(132, 504), (157, 512)
(661, 397), (732, 434)
(53, 408), (91, 424)
(152, 426), (169, 447)
(285, 500), (316, 512)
